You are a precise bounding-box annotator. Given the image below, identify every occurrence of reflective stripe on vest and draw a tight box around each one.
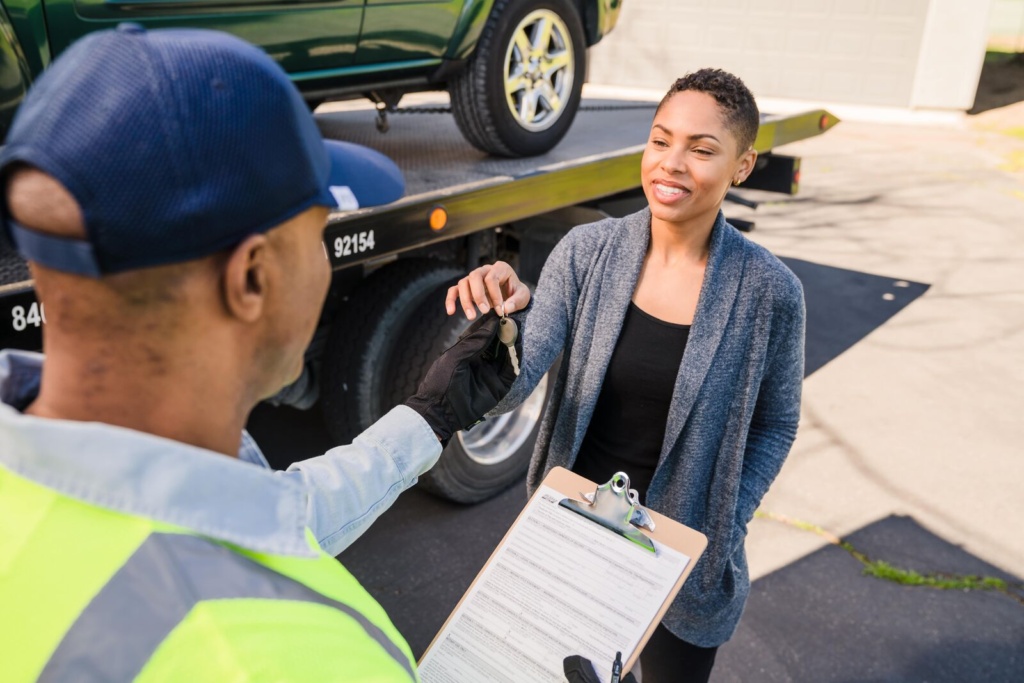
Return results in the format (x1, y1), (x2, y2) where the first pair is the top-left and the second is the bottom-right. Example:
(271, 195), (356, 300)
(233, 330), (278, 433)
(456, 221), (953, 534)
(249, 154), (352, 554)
(39, 532), (416, 682)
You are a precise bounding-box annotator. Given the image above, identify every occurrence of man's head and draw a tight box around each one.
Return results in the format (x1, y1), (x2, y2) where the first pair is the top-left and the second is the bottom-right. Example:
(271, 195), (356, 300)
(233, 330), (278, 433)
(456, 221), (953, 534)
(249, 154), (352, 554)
(1, 26), (404, 419)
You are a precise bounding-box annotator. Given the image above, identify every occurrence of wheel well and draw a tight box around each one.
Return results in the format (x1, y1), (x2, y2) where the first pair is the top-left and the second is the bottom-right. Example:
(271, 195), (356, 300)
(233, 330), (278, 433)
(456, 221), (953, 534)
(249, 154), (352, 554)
(578, 0), (600, 46)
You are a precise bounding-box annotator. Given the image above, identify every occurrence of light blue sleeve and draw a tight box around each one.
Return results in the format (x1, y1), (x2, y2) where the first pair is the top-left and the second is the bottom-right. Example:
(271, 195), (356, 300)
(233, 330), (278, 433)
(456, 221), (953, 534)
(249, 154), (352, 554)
(275, 405), (442, 556)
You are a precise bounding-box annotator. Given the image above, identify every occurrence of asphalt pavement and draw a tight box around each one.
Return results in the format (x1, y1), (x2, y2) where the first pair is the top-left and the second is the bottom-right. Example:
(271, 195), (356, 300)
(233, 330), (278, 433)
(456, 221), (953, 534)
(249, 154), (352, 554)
(250, 95), (1024, 682)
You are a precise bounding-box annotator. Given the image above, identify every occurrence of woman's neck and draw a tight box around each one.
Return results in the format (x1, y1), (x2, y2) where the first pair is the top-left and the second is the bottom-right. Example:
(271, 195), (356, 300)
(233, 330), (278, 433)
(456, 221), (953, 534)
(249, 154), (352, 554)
(648, 213), (715, 266)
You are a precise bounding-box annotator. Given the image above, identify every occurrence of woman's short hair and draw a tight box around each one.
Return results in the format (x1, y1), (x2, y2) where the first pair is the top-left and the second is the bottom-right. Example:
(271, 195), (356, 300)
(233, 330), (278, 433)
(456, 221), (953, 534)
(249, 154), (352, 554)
(659, 69), (759, 153)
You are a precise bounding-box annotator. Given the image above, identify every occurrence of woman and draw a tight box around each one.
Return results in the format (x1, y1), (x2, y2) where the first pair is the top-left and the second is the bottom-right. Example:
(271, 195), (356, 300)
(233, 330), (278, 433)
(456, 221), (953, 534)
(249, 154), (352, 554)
(447, 69), (805, 682)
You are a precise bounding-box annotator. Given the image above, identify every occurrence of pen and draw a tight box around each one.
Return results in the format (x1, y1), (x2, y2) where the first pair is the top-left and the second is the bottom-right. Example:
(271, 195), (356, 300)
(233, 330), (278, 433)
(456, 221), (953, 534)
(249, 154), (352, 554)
(610, 651), (622, 683)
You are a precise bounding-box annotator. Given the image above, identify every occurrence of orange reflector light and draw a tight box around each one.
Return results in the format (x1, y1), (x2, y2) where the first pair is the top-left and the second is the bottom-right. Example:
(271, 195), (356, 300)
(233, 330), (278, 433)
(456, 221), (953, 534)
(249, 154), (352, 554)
(819, 114), (831, 130)
(794, 170), (802, 185)
(429, 206), (448, 231)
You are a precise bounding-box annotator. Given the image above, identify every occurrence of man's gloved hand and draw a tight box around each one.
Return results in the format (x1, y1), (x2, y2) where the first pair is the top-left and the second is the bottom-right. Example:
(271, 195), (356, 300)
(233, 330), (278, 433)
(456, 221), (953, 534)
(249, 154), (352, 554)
(404, 313), (519, 446)
(563, 655), (638, 683)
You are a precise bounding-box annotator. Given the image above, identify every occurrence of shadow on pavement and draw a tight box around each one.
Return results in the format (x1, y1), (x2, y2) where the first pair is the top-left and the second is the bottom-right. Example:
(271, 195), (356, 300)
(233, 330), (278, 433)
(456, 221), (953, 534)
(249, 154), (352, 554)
(969, 52), (1024, 115)
(714, 516), (1024, 683)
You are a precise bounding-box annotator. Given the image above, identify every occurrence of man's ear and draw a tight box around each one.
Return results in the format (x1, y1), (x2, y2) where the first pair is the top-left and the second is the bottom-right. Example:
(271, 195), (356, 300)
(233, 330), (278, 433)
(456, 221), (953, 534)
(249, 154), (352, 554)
(223, 233), (269, 323)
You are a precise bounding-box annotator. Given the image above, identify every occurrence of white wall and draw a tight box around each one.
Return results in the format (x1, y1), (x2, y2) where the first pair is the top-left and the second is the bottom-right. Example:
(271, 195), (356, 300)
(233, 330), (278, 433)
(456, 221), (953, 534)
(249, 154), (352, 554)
(988, 0), (1024, 50)
(912, 0), (994, 109)
(588, 0), (994, 110)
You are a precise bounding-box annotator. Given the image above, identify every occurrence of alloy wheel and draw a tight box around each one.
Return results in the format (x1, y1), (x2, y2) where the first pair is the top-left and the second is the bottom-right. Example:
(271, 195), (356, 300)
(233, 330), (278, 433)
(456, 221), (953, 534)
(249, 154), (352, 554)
(502, 9), (575, 132)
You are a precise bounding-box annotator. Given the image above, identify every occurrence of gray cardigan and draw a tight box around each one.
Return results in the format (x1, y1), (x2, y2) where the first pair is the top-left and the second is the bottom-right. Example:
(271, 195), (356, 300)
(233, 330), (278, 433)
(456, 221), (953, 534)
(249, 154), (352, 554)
(494, 207), (805, 647)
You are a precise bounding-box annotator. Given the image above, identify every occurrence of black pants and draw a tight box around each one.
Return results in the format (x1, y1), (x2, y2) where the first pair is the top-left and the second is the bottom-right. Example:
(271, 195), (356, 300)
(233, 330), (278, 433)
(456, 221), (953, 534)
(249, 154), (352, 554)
(638, 623), (718, 683)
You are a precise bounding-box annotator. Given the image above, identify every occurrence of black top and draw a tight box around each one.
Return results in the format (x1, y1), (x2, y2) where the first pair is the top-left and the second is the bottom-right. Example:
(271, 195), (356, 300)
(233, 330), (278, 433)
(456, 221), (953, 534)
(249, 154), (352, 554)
(573, 302), (690, 503)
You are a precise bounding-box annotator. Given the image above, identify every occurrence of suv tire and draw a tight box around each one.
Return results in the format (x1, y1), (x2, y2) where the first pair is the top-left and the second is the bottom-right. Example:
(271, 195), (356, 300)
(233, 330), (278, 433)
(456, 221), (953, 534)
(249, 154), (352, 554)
(450, 0), (587, 157)
(320, 260), (462, 444)
(387, 277), (558, 503)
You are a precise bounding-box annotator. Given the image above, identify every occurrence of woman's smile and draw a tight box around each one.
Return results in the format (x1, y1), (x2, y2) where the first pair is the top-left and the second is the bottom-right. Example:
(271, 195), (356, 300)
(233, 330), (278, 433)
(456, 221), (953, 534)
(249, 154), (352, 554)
(650, 179), (692, 204)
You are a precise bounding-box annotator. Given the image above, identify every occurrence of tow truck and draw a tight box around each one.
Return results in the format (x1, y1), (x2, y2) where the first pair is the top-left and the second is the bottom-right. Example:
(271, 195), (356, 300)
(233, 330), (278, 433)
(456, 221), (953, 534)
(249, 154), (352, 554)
(0, 96), (837, 503)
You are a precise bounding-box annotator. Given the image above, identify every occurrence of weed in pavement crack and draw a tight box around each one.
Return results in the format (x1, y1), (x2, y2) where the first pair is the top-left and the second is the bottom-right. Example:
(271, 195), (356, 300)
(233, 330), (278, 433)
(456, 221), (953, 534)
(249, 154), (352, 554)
(754, 509), (1024, 606)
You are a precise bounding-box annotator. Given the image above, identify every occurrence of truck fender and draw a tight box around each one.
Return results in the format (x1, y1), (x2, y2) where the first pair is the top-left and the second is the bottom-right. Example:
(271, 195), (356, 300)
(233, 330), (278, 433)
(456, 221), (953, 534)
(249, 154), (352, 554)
(0, 4), (34, 142)
(444, 0), (495, 62)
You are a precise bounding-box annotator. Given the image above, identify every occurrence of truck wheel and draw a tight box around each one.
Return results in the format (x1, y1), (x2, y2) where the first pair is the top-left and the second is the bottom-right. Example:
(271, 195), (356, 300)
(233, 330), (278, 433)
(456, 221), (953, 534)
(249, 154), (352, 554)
(450, 0), (586, 157)
(320, 260), (462, 445)
(386, 279), (558, 503)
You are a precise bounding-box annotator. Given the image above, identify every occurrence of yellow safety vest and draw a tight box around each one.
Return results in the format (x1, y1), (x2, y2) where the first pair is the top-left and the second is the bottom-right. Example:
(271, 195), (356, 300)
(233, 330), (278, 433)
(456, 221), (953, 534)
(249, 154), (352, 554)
(0, 463), (419, 682)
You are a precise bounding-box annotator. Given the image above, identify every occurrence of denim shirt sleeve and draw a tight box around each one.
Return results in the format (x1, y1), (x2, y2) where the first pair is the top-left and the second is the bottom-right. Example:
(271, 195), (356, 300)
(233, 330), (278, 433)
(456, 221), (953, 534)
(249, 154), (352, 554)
(275, 405), (442, 556)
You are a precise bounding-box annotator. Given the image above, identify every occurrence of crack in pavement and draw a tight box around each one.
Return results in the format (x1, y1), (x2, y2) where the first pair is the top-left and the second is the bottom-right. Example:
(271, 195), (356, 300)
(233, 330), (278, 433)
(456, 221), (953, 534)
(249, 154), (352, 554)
(755, 509), (1024, 606)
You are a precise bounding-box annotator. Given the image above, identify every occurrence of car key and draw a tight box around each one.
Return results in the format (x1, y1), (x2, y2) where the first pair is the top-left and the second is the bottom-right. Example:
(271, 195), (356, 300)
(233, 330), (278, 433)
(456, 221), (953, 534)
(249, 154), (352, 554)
(498, 315), (521, 376)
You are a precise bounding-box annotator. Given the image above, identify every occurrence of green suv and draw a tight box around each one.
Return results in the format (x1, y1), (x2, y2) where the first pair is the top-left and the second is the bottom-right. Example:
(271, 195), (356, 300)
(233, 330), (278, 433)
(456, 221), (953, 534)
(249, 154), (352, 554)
(0, 0), (622, 156)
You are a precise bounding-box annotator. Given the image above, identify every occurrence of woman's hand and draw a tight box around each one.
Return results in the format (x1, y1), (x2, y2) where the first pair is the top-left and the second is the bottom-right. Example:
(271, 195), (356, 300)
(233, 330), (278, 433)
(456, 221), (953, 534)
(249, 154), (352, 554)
(445, 261), (530, 320)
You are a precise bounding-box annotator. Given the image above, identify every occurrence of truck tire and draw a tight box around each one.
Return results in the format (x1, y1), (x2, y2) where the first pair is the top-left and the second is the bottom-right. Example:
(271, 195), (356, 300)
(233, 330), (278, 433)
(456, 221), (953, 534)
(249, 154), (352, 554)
(320, 260), (462, 445)
(450, 0), (586, 157)
(386, 278), (558, 503)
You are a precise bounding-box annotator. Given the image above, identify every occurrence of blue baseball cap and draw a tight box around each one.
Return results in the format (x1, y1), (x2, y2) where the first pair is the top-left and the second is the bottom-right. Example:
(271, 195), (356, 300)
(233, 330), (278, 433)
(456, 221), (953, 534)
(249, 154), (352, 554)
(0, 24), (404, 277)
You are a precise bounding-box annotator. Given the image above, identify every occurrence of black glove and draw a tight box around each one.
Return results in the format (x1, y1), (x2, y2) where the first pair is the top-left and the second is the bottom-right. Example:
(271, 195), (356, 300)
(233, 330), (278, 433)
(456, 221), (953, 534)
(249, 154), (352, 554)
(563, 655), (638, 683)
(404, 314), (519, 446)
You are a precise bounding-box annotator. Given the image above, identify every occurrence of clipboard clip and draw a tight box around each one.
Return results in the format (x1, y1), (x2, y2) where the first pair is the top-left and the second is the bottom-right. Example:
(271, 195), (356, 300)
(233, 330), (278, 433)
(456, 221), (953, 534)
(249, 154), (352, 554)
(559, 472), (657, 553)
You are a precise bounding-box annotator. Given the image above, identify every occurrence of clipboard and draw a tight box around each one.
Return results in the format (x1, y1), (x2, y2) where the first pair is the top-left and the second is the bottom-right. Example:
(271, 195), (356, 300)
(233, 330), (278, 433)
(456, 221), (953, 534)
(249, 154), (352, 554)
(418, 467), (708, 682)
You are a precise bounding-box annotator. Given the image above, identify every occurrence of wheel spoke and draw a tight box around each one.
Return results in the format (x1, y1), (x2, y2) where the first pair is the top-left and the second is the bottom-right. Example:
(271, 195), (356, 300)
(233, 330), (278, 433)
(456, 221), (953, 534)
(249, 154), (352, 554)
(519, 88), (539, 123)
(531, 17), (554, 57)
(513, 30), (532, 62)
(543, 50), (571, 77)
(538, 82), (561, 114)
(505, 72), (530, 95)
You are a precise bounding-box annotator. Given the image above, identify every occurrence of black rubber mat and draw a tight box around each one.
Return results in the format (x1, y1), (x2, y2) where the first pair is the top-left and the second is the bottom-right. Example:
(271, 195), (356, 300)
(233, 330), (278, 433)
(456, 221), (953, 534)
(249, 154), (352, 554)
(779, 258), (929, 377)
(714, 515), (1024, 683)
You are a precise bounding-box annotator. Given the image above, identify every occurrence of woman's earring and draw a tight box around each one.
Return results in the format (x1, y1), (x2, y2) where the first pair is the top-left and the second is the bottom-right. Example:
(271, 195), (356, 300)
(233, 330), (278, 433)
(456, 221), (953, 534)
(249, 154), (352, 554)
(733, 178), (742, 187)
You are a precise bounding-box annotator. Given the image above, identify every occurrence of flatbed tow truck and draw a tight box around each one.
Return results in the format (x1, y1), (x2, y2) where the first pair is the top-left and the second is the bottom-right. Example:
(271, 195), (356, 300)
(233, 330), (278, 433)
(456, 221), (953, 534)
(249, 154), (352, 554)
(0, 96), (837, 503)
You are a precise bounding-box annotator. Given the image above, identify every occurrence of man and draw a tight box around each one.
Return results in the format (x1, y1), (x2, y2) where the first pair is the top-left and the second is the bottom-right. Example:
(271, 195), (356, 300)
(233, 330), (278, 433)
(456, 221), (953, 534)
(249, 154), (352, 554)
(0, 25), (522, 681)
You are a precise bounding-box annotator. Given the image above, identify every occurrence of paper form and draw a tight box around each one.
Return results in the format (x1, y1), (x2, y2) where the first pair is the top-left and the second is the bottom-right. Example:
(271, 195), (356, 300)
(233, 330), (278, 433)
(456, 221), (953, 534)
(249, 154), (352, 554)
(419, 484), (691, 683)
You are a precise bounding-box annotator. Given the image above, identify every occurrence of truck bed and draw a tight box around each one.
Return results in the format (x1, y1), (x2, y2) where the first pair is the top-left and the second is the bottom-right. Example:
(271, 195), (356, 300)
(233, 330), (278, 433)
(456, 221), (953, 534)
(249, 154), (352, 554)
(313, 99), (833, 271)
(316, 99), (655, 197)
